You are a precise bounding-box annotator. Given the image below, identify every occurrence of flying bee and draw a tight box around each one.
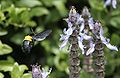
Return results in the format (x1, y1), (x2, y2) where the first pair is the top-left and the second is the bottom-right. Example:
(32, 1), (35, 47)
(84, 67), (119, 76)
(22, 29), (52, 53)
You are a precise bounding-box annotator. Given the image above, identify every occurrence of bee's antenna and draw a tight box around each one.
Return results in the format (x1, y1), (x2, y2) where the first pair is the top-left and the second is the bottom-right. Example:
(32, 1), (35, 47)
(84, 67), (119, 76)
(30, 27), (36, 35)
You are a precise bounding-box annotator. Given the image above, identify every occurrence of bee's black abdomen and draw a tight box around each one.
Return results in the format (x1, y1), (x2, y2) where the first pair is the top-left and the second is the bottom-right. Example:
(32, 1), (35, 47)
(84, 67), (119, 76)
(22, 40), (34, 53)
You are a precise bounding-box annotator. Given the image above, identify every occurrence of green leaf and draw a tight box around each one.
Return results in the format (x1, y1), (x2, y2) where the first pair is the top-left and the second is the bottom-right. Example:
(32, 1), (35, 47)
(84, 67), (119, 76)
(0, 56), (14, 72)
(89, 0), (104, 11)
(45, 9), (61, 22)
(11, 63), (21, 78)
(0, 72), (4, 78)
(10, 33), (24, 45)
(21, 73), (32, 78)
(111, 10), (120, 16)
(0, 12), (6, 22)
(110, 17), (120, 28)
(111, 34), (120, 45)
(30, 7), (49, 17)
(19, 11), (36, 27)
(19, 65), (28, 75)
(52, 1), (67, 15)
(53, 0), (67, 16)
(11, 63), (28, 78)
(41, 0), (53, 7)
(0, 29), (8, 36)
(16, 0), (42, 7)
(0, 40), (13, 55)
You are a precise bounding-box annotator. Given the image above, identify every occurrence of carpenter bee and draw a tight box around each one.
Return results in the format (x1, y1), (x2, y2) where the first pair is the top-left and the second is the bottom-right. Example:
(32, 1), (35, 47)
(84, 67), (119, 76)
(22, 29), (52, 53)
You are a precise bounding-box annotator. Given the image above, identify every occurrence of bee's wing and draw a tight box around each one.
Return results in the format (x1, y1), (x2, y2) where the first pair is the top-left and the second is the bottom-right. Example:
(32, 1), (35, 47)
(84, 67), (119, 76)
(32, 29), (52, 41)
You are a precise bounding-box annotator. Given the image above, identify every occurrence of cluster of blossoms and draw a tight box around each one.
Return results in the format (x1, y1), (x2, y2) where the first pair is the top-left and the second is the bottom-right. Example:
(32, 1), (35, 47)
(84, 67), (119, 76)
(60, 6), (118, 55)
(31, 64), (52, 78)
(104, 0), (117, 9)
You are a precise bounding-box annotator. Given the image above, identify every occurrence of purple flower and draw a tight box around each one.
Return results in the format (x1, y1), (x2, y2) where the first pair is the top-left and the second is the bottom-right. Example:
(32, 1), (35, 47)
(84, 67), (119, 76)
(88, 17), (94, 30)
(78, 36), (85, 54)
(112, 0), (117, 9)
(99, 26), (118, 51)
(92, 21), (101, 39)
(41, 68), (52, 78)
(104, 0), (117, 9)
(31, 64), (52, 78)
(31, 65), (41, 78)
(79, 20), (85, 32)
(60, 27), (75, 49)
(79, 33), (92, 40)
(64, 19), (73, 27)
(86, 41), (95, 55)
(92, 21), (118, 51)
(60, 6), (82, 49)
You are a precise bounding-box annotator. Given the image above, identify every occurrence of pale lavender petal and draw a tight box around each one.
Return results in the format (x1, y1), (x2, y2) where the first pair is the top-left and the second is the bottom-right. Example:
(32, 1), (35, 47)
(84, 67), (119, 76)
(88, 17), (94, 30)
(100, 26), (104, 37)
(64, 35), (70, 41)
(80, 22), (85, 32)
(100, 28), (118, 51)
(77, 36), (85, 54)
(77, 15), (84, 25)
(64, 27), (73, 35)
(64, 18), (69, 23)
(63, 28), (67, 34)
(105, 43), (118, 51)
(104, 0), (111, 7)
(68, 22), (73, 27)
(80, 33), (92, 40)
(86, 42), (95, 55)
(60, 34), (69, 41)
(100, 34), (107, 44)
(41, 68), (52, 78)
(60, 39), (68, 49)
(112, 0), (117, 9)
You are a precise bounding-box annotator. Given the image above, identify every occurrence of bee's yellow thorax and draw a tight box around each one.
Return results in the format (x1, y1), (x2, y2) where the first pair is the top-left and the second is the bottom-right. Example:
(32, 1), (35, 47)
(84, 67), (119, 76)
(24, 35), (32, 41)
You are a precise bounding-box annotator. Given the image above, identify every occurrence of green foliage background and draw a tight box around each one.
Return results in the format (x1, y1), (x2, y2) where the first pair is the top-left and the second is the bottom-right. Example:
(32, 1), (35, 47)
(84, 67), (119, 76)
(0, 0), (120, 78)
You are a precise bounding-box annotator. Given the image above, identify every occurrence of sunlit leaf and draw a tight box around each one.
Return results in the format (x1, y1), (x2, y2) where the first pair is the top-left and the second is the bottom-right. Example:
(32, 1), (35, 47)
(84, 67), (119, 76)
(89, 0), (104, 11)
(21, 73), (32, 78)
(0, 29), (8, 36)
(0, 41), (13, 55)
(16, 0), (42, 7)
(0, 72), (4, 78)
(0, 56), (14, 72)
(10, 33), (24, 45)
(111, 34), (120, 45)
(45, 9), (61, 22)
(0, 12), (6, 22)
(30, 7), (49, 17)
(53, 0), (67, 16)
(110, 17), (120, 28)
(19, 65), (28, 74)
(11, 63), (21, 78)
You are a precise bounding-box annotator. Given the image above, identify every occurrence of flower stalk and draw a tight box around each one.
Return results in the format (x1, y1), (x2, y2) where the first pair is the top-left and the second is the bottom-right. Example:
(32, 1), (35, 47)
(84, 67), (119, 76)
(92, 21), (118, 78)
(60, 6), (118, 78)
(81, 7), (94, 73)
(93, 38), (105, 78)
(68, 6), (81, 78)
(60, 6), (81, 78)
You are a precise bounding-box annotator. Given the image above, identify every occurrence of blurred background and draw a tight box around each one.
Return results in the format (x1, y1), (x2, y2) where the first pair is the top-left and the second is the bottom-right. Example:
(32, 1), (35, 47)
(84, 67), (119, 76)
(0, 0), (120, 78)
